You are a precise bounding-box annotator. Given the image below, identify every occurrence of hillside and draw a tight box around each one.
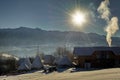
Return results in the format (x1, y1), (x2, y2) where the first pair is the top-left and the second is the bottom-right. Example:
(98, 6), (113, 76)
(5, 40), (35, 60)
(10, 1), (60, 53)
(0, 68), (120, 80)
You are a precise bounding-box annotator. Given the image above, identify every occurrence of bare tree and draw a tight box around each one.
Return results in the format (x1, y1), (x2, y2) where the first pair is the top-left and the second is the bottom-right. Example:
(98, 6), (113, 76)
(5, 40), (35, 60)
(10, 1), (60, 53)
(53, 47), (73, 61)
(39, 52), (45, 60)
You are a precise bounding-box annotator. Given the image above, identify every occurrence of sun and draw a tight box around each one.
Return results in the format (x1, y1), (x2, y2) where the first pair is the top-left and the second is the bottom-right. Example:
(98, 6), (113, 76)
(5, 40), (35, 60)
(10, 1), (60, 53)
(72, 11), (86, 25)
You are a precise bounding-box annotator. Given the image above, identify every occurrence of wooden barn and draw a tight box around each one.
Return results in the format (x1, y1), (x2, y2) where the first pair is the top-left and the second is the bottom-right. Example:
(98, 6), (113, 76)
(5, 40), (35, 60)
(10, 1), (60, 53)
(73, 47), (120, 69)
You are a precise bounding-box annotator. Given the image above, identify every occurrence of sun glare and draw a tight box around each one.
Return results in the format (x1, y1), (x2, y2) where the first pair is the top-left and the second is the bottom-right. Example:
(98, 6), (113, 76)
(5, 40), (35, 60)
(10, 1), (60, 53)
(72, 11), (86, 25)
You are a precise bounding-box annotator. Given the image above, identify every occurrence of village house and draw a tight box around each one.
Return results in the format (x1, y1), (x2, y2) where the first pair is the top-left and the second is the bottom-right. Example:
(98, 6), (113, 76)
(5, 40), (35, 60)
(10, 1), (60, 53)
(73, 47), (120, 69)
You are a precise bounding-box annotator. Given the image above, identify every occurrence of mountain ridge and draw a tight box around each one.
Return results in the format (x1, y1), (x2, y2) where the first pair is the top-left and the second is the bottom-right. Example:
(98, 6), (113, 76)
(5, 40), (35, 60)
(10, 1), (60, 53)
(0, 27), (120, 47)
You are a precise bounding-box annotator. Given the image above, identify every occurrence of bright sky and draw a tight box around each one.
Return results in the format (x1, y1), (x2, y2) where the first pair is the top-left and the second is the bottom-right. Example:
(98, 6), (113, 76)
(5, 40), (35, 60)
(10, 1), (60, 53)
(0, 0), (120, 36)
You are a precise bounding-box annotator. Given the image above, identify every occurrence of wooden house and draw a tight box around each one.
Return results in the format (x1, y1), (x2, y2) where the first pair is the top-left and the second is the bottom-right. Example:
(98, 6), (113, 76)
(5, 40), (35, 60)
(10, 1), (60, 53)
(73, 47), (120, 68)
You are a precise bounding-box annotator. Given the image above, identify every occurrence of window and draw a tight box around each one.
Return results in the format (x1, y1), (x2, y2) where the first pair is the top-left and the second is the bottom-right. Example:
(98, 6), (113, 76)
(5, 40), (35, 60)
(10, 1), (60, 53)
(96, 54), (101, 59)
(96, 53), (109, 59)
(106, 54), (109, 59)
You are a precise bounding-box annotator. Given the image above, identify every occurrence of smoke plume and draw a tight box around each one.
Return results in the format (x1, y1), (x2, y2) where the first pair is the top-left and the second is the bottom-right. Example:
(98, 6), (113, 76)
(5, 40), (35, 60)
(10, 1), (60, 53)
(97, 0), (110, 22)
(97, 0), (119, 47)
(105, 17), (119, 47)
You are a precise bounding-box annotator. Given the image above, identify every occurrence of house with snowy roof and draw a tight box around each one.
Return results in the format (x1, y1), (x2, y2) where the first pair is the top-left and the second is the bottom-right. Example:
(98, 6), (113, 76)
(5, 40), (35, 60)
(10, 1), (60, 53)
(73, 47), (120, 68)
(44, 55), (55, 65)
(18, 58), (32, 71)
(31, 55), (43, 70)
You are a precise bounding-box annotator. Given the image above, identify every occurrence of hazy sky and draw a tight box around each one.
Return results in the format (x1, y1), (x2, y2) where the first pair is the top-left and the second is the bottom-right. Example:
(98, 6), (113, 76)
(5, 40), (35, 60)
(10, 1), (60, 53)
(0, 0), (120, 36)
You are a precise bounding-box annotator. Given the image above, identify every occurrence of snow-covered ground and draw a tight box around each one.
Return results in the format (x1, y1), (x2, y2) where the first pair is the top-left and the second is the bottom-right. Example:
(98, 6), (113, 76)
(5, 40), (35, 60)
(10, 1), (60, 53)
(0, 68), (120, 80)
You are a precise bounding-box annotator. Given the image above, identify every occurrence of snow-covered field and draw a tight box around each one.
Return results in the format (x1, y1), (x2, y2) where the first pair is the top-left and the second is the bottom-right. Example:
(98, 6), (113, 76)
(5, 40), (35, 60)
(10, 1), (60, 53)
(0, 68), (120, 80)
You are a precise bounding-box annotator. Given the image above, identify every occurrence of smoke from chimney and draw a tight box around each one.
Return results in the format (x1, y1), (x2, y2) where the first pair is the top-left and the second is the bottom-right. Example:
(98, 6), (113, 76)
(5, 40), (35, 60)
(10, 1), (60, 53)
(105, 17), (119, 47)
(97, 0), (119, 47)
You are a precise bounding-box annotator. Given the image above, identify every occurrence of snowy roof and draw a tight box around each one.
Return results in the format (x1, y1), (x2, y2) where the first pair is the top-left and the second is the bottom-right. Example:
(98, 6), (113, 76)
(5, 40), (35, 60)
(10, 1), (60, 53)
(0, 53), (19, 60)
(31, 55), (43, 69)
(57, 56), (72, 66)
(18, 58), (32, 70)
(73, 47), (120, 56)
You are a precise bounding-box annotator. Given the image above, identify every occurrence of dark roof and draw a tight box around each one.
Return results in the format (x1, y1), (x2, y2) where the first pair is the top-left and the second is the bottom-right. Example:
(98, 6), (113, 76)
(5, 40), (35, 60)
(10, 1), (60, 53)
(73, 47), (120, 56)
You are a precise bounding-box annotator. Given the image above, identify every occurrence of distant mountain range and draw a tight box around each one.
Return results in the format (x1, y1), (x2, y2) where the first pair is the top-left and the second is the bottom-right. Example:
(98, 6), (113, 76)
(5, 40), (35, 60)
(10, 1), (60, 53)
(0, 27), (120, 47)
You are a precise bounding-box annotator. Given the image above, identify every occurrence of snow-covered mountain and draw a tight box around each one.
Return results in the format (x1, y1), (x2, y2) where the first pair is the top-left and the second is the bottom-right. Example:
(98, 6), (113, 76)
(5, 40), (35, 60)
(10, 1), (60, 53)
(0, 27), (120, 46)
(0, 27), (120, 57)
